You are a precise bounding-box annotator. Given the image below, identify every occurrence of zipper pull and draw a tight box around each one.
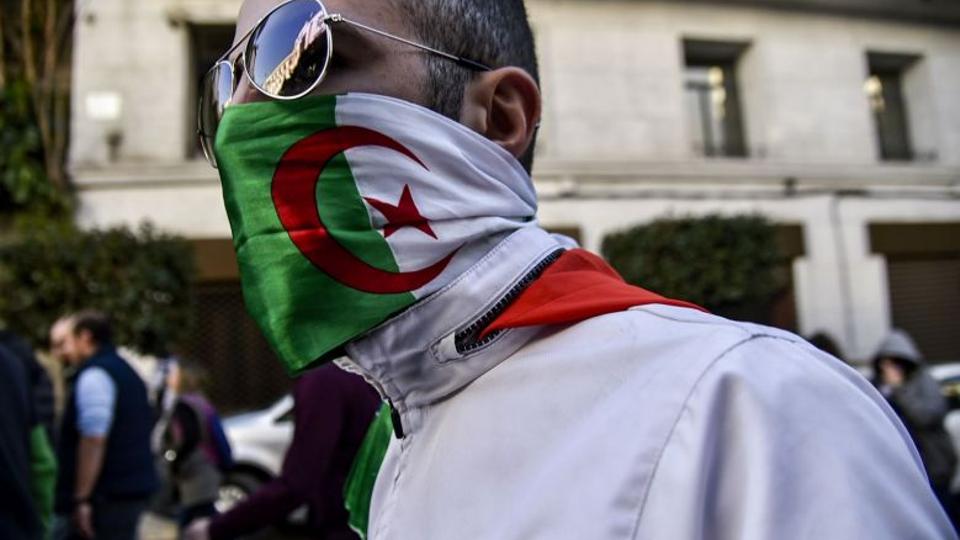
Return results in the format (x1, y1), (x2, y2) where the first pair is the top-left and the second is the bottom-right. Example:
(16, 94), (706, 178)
(388, 400), (405, 439)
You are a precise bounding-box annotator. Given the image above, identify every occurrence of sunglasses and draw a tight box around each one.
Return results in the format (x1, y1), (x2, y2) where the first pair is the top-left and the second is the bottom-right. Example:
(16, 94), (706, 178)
(198, 0), (492, 167)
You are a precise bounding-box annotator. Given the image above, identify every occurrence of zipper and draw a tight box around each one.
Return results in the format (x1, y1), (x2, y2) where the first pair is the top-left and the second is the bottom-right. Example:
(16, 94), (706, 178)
(387, 399), (405, 439)
(338, 351), (406, 439)
(453, 249), (564, 355)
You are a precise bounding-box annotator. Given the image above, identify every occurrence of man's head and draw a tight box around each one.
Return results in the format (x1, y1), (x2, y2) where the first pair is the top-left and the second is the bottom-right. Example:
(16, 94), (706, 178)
(393, 0), (540, 170)
(70, 311), (113, 363)
(232, 0), (541, 171)
(49, 315), (76, 366)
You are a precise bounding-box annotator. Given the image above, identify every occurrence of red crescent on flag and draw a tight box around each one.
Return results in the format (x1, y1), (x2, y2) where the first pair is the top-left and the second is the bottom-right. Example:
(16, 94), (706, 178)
(272, 126), (458, 294)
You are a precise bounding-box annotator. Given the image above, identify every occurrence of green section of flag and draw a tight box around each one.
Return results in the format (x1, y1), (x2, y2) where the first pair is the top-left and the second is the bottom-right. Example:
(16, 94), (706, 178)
(345, 403), (393, 539)
(316, 152), (399, 273)
(215, 95), (414, 374)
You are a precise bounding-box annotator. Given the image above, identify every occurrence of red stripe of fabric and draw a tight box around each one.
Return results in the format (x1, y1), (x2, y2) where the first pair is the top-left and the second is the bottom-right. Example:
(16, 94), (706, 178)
(483, 249), (706, 338)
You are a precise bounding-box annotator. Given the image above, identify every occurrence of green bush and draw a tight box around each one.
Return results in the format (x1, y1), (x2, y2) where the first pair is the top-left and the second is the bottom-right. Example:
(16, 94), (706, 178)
(0, 221), (195, 356)
(0, 79), (69, 218)
(601, 215), (787, 315)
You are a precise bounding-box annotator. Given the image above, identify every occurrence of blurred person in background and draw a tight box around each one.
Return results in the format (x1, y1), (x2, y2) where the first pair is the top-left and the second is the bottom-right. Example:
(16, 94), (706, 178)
(151, 354), (181, 425)
(874, 328), (959, 530)
(807, 331), (845, 363)
(160, 359), (232, 534)
(149, 353), (182, 520)
(1, 329), (57, 445)
(0, 341), (46, 539)
(51, 312), (158, 540)
(0, 331), (58, 539)
(185, 363), (379, 540)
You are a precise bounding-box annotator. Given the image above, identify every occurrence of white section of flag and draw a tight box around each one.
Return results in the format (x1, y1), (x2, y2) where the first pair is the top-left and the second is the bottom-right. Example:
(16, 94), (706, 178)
(335, 94), (538, 298)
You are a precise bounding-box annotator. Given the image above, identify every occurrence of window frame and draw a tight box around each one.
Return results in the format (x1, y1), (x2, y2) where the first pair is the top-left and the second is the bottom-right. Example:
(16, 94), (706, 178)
(682, 39), (750, 159)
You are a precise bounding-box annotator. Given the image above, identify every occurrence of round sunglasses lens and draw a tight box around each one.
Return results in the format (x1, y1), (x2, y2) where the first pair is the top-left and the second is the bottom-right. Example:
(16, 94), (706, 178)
(246, 0), (331, 98)
(199, 61), (234, 166)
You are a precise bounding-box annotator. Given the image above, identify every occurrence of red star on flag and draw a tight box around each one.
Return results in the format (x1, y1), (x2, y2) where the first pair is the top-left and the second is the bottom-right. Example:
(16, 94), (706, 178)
(364, 184), (438, 239)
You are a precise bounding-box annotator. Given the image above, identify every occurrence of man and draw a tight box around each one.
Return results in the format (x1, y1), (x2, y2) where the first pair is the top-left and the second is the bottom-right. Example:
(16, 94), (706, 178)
(874, 329), (959, 529)
(51, 313), (157, 540)
(185, 362), (380, 540)
(0, 342), (43, 539)
(0, 331), (58, 539)
(202, 0), (954, 538)
(1, 329), (57, 445)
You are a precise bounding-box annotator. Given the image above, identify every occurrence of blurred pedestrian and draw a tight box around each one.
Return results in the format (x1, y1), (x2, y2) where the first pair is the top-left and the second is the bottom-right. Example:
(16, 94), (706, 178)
(151, 355), (181, 425)
(51, 312), (158, 540)
(0, 331), (58, 539)
(807, 331), (845, 363)
(148, 354), (182, 520)
(160, 359), (231, 534)
(0, 342), (44, 539)
(874, 328), (959, 529)
(185, 363), (379, 540)
(1, 330), (57, 445)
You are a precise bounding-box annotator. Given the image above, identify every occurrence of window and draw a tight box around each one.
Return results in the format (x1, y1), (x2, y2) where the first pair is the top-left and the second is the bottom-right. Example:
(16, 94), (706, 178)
(865, 52), (920, 162)
(189, 24), (236, 158)
(683, 39), (749, 158)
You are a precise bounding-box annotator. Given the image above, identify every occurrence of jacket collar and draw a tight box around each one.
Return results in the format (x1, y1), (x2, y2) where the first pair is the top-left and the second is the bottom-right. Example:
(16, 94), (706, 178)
(342, 227), (563, 420)
(69, 345), (116, 379)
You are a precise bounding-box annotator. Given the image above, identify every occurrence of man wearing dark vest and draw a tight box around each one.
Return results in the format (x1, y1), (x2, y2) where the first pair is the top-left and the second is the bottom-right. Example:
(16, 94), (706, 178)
(52, 312), (157, 540)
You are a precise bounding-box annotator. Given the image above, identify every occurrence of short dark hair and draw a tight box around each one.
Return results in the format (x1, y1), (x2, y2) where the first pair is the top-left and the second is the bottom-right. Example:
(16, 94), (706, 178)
(72, 310), (113, 347)
(393, 0), (540, 172)
(807, 332), (843, 360)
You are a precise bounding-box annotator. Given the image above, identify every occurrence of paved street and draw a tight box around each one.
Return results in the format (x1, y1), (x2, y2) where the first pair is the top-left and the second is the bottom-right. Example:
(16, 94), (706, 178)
(140, 513), (311, 540)
(140, 514), (176, 540)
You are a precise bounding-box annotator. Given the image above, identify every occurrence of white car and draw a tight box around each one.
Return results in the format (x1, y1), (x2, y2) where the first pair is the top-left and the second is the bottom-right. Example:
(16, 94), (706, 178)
(218, 395), (295, 512)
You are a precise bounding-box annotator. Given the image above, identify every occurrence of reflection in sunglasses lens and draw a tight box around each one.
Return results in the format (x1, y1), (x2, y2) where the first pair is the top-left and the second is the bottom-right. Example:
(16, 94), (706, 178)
(247, 0), (330, 98)
(216, 61), (235, 112)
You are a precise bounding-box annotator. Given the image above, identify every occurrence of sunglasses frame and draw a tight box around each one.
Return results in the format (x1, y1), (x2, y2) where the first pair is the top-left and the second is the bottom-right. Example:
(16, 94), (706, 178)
(198, 0), (492, 166)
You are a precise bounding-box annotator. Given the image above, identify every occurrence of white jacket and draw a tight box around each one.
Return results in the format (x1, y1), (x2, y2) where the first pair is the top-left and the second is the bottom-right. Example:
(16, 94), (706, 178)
(341, 227), (954, 539)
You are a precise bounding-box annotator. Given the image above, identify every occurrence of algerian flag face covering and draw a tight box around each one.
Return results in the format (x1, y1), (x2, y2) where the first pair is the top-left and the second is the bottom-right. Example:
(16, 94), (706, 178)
(214, 93), (538, 374)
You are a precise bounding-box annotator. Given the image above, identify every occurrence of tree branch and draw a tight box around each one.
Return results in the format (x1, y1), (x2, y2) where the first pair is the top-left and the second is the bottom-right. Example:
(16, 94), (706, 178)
(22, 0), (55, 189)
(39, 0), (60, 188)
(44, 0), (56, 85)
(0, 7), (7, 88)
(4, 3), (25, 60)
(52, 76), (69, 190)
(54, 3), (76, 91)
(21, 0), (36, 85)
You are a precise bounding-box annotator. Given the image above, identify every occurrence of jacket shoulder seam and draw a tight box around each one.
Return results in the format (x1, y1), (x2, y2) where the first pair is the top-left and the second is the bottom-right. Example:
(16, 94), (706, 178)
(628, 333), (791, 538)
(629, 305), (768, 336)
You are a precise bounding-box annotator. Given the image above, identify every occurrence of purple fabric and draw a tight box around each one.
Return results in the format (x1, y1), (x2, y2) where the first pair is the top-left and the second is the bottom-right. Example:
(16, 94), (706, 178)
(209, 363), (380, 540)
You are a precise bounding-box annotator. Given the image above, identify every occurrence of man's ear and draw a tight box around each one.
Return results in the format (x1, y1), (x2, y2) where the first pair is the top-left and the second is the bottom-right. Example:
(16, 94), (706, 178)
(459, 67), (541, 161)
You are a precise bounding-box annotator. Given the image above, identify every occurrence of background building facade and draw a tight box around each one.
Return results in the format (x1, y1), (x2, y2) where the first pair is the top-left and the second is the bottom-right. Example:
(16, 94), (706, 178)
(70, 0), (960, 400)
